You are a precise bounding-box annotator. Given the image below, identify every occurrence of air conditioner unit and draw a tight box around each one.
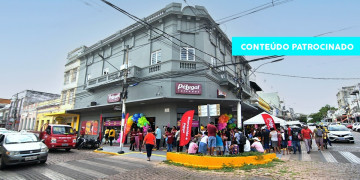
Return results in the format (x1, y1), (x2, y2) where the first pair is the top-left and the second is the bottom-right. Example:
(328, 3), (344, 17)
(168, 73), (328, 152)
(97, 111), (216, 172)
(90, 102), (97, 106)
(103, 68), (109, 75)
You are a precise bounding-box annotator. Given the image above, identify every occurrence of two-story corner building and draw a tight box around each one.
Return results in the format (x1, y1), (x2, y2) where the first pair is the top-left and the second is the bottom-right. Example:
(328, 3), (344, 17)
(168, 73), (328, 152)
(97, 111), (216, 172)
(0, 98), (11, 128)
(67, 3), (260, 136)
(43, 47), (85, 131)
(6, 90), (60, 130)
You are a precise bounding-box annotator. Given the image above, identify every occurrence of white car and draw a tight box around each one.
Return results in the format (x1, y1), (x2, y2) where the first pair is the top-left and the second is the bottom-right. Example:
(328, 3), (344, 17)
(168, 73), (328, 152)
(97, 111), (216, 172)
(328, 125), (354, 143)
(352, 123), (359, 131)
(353, 123), (360, 132)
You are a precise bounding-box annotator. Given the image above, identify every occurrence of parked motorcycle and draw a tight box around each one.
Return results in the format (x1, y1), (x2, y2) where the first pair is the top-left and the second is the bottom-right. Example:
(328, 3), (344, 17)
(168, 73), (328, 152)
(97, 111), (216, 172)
(76, 137), (100, 150)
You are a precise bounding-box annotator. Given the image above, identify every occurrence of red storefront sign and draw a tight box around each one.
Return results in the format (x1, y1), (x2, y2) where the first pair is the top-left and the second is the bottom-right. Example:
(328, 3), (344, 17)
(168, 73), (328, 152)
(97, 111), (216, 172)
(107, 93), (121, 103)
(175, 83), (202, 95)
(179, 110), (194, 146)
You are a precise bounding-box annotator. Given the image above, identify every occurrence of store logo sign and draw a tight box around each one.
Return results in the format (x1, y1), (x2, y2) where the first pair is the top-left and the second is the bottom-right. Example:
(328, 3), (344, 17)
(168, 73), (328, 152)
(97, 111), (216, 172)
(175, 83), (202, 95)
(107, 93), (121, 103)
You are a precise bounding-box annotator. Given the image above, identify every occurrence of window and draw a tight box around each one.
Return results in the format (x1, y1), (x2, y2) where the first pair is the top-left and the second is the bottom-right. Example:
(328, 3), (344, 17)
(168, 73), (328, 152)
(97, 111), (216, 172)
(68, 89), (74, 105)
(71, 68), (77, 83)
(211, 57), (216, 67)
(180, 47), (195, 61)
(151, 50), (161, 65)
(61, 91), (67, 105)
(64, 71), (70, 85)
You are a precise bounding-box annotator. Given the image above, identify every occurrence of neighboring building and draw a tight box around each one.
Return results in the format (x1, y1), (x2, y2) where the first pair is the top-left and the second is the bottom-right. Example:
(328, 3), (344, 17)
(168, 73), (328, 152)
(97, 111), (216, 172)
(336, 84), (360, 122)
(6, 90), (60, 130)
(68, 3), (262, 137)
(0, 99), (11, 127)
(43, 47), (84, 131)
(257, 92), (284, 118)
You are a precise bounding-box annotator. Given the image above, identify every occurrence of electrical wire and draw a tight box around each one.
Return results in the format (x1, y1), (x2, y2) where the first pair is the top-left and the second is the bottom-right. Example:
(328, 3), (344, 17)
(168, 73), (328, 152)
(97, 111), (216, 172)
(256, 71), (360, 80)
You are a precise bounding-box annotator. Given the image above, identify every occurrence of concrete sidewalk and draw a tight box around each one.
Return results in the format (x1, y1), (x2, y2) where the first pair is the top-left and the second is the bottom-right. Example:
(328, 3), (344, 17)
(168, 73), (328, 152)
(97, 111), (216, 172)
(94, 144), (168, 161)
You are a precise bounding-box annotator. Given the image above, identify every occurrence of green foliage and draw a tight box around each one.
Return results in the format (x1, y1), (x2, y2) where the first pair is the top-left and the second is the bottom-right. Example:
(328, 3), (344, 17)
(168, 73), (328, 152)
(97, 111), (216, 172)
(298, 115), (308, 123)
(309, 104), (337, 123)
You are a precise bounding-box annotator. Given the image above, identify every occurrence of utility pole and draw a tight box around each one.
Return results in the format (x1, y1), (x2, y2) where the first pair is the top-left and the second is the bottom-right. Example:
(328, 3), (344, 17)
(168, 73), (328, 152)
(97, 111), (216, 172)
(118, 45), (129, 154)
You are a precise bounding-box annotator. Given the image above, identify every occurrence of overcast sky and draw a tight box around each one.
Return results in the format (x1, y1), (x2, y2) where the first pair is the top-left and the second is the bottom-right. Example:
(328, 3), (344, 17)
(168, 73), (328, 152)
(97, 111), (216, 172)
(1, 0), (359, 114)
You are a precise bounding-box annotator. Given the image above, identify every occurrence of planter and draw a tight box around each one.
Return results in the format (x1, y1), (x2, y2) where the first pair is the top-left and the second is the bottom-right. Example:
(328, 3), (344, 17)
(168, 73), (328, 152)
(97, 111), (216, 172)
(166, 152), (277, 169)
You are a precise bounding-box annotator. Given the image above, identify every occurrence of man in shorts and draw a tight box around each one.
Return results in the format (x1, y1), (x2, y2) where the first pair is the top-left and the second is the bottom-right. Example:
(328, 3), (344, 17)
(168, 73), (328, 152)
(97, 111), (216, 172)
(207, 122), (217, 156)
(269, 128), (280, 153)
(313, 125), (324, 151)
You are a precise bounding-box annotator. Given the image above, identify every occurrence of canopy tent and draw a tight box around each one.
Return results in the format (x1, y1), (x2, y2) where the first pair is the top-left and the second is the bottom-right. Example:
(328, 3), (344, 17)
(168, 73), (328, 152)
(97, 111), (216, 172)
(286, 120), (302, 126)
(244, 112), (286, 126)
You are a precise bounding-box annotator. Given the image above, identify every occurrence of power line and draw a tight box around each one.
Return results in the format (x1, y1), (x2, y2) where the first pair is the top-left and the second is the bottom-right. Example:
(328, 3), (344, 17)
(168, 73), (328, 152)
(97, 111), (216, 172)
(257, 71), (360, 80)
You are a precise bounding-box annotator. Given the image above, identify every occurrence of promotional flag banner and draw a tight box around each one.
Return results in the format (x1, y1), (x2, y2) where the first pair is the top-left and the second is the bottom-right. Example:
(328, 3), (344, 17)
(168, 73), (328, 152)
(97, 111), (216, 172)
(179, 110), (195, 146)
(261, 113), (276, 130)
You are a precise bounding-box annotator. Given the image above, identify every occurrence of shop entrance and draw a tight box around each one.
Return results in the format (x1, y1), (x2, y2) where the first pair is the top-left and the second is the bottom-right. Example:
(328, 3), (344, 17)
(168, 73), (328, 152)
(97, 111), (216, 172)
(147, 117), (156, 131)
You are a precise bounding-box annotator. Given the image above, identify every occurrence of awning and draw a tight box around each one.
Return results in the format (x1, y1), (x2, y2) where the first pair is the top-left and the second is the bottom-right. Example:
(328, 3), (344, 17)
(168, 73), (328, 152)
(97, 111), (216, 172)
(286, 120), (301, 126)
(244, 112), (286, 126)
(44, 110), (79, 117)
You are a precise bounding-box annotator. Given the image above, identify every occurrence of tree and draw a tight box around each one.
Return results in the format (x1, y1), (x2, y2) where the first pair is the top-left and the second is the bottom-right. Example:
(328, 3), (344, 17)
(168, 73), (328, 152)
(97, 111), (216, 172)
(298, 114), (308, 123)
(309, 105), (337, 123)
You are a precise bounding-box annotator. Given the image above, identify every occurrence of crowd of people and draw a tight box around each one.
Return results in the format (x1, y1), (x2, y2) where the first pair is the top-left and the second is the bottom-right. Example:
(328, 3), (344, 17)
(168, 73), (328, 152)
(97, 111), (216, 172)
(101, 122), (332, 161)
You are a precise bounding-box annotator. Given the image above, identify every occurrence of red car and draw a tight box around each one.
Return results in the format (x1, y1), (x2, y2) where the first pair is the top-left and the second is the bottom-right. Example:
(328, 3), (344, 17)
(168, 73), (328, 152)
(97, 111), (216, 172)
(39, 124), (77, 151)
(347, 124), (353, 129)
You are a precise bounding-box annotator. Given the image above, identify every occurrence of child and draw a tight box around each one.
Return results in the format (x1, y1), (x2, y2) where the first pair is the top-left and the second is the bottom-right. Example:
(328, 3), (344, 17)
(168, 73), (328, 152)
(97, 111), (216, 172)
(216, 132), (224, 155)
(229, 141), (239, 155)
(188, 139), (198, 154)
(199, 132), (208, 155)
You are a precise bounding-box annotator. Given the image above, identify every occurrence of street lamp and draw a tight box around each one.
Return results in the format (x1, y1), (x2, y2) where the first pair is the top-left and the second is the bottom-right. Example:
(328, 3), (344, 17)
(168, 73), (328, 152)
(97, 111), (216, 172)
(249, 58), (284, 77)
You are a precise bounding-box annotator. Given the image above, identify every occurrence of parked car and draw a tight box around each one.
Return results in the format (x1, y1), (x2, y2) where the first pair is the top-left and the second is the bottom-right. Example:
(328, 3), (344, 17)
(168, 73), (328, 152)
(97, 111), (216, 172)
(347, 124), (353, 129)
(0, 132), (48, 169)
(353, 123), (360, 132)
(39, 124), (77, 151)
(307, 123), (316, 126)
(328, 125), (354, 143)
(352, 123), (359, 131)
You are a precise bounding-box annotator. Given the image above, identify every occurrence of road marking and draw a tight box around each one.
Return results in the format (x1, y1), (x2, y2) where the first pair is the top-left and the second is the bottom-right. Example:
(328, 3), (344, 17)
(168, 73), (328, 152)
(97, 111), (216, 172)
(57, 162), (109, 178)
(339, 151), (360, 164)
(321, 151), (338, 163)
(97, 157), (146, 168)
(0, 171), (26, 180)
(78, 159), (127, 172)
(33, 167), (75, 180)
(301, 151), (311, 161)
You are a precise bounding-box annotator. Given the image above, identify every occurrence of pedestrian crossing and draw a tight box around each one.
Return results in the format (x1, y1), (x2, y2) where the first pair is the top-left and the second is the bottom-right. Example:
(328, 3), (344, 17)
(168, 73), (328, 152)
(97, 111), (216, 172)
(279, 150), (360, 164)
(0, 156), (147, 180)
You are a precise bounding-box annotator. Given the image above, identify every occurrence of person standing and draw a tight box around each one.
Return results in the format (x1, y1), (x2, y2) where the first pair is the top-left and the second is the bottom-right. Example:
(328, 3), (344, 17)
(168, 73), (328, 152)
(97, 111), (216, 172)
(143, 128), (156, 161)
(164, 129), (174, 152)
(234, 128), (245, 153)
(129, 128), (136, 151)
(109, 127), (115, 146)
(313, 125), (324, 151)
(175, 127), (183, 152)
(155, 126), (161, 150)
(262, 127), (271, 153)
(224, 128), (231, 153)
(269, 128), (280, 154)
(104, 128), (110, 144)
(301, 125), (313, 154)
(207, 122), (217, 156)
(199, 132), (208, 154)
(291, 127), (301, 154)
(138, 128), (144, 152)
(216, 132), (224, 155)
